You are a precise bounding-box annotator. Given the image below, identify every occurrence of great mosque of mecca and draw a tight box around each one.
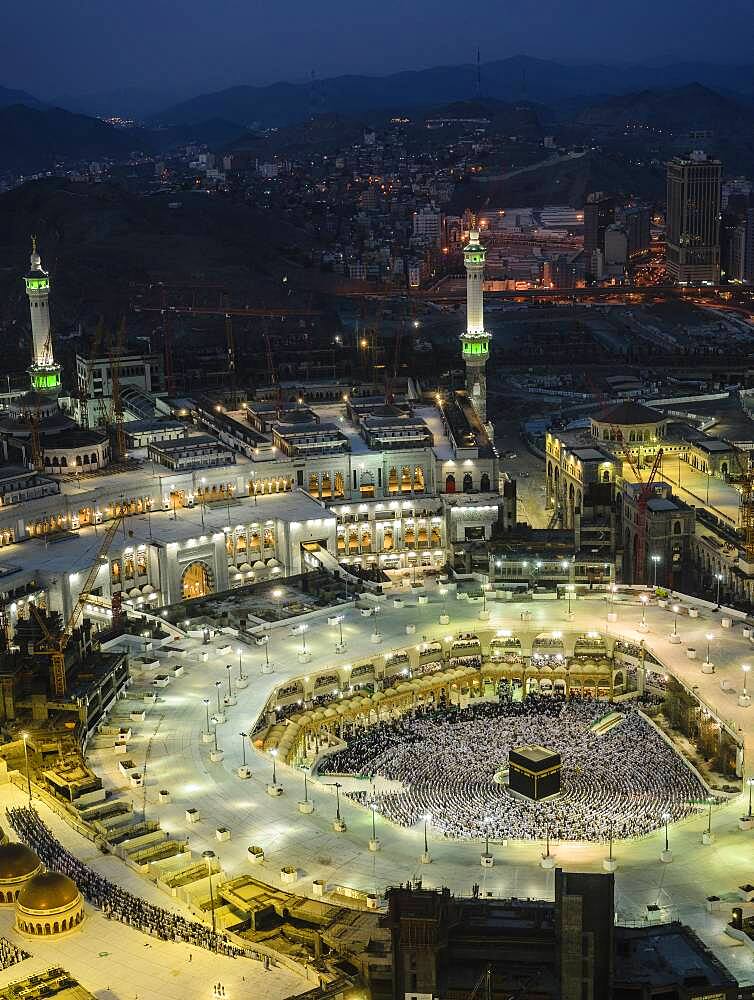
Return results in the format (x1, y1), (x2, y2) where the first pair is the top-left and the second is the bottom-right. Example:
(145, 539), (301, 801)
(1, 234), (754, 995)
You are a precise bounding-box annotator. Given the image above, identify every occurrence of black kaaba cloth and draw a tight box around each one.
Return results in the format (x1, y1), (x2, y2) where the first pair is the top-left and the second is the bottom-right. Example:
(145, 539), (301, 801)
(509, 744), (561, 800)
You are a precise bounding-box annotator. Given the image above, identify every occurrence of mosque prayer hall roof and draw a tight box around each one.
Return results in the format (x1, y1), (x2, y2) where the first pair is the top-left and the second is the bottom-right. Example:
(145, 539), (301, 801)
(0, 843), (41, 880)
(595, 402), (664, 425)
(18, 871), (79, 911)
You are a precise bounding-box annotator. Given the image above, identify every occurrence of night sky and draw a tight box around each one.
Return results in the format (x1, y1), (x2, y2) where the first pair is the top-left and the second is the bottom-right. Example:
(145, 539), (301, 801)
(4, 0), (753, 102)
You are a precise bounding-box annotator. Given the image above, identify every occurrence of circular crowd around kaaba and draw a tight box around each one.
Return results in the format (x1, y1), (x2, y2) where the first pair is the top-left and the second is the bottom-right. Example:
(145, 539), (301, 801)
(318, 693), (710, 842)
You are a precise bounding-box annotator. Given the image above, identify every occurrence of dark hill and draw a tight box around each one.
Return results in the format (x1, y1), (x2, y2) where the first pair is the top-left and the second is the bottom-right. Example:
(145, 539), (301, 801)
(452, 150), (665, 210)
(0, 85), (44, 110)
(0, 178), (329, 340)
(0, 104), (148, 172)
(575, 83), (752, 134)
(151, 56), (754, 129)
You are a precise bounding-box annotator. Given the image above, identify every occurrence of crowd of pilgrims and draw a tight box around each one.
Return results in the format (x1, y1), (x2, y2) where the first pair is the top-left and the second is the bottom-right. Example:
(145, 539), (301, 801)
(318, 691), (710, 842)
(0, 935), (28, 970)
(6, 807), (258, 960)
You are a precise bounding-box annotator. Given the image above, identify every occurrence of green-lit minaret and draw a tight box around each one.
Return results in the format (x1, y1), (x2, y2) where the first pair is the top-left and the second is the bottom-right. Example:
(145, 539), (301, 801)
(459, 229), (490, 422)
(24, 238), (61, 394)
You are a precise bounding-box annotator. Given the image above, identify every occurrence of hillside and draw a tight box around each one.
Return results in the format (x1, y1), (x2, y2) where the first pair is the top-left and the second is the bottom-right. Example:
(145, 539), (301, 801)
(0, 85), (44, 110)
(575, 83), (753, 134)
(151, 55), (754, 128)
(0, 178), (332, 363)
(0, 104), (147, 172)
(452, 150), (665, 210)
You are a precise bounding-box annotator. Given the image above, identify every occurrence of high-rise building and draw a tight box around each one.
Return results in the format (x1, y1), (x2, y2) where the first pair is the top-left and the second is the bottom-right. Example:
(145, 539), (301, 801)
(460, 229), (491, 423)
(583, 192), (615, 266)
(624, 205), (652, 256)
(665, 152), (722, 284)
(412, 205), (442, 248)
(23, 239), (61, 395)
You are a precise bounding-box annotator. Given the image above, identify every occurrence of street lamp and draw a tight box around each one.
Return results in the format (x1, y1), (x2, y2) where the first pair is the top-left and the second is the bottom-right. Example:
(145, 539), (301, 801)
(651, 554), (661, 587)
(21, 732), (31, 806)
(215, 679), (223, 716)
(239, 731), (247, 767)
(202, 849), (217, 940)
(369, 801), (379, 851)
(662, 811), (671, 855)
(225, 663), (233, 699)
(715, 573), (723, 609)
(705, 633), (714, 666)
(707, 796), (715, 837)
(743, 664), (750, 699)
(203, 697), (210, 734)
(748, 777), (754, 819)
(640, 593), (648, 628)
(271, 748), (278, 786)
(237, 647), (244, 679)
(672, 604), (679, 636)
(422, 812), (432, 862)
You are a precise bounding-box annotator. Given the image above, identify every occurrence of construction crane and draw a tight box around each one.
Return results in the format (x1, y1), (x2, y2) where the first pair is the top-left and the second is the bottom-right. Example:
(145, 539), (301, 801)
(615, 433), (664, 584)
(109, 319), (127, 463)
(31, 515), (123, 697)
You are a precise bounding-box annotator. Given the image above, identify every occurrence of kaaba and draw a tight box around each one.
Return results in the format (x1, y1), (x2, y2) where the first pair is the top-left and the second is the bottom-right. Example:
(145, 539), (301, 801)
(508, 745), (561, 801)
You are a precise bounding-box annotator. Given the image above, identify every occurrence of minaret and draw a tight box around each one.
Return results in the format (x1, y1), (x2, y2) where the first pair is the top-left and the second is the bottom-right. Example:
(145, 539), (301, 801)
(460, 228), (491, 423)
(24, 238), (61, 394)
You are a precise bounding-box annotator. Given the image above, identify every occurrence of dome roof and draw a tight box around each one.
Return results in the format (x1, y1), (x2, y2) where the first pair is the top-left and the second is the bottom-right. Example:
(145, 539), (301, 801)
(0, 843), (41, 881)
(593, 402), (664, 426)
(17, 872), (78, 911)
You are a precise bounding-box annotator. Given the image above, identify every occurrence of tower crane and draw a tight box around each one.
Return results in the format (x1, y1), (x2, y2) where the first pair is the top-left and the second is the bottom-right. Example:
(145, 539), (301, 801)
(31, 515), (123, 697)
(109, 319), (127, 463)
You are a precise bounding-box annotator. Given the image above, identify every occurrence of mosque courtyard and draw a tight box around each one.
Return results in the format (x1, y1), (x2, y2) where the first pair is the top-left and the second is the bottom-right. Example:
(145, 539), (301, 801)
(3, 584), (754, 992)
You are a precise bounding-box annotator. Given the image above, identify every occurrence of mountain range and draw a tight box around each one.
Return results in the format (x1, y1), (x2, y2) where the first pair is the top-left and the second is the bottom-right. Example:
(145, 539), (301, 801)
(147, 55), (754, 127)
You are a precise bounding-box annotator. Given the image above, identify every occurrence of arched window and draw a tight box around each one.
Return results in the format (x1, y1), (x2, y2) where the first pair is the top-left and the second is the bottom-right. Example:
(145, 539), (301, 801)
(413, 466), (425, 492)
(673, 520), (682, 535)
(401, 466), (412, 492)
(463, 473), (473, 492)
(308, 472), (319, 496)
(445, 473), (456, 493)
(383, 527), (394, 551)
(388, 467), (399, 494)
(321, 472), (332, 498)
(480, 472), (491, 492)
(334, 471), (344, 497)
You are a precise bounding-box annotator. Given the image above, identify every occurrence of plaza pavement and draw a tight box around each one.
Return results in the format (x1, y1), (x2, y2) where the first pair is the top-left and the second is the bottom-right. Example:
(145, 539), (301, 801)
(12, 587), (754, 989)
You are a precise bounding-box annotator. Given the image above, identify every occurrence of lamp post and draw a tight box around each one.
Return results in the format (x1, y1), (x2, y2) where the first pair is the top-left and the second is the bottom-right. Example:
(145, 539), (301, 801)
(661, 811), (672, 862)
(422, 812), (432, 863)
(271, 748), (278, 786)
(239, 732), (247, 767)
(703, 795), (715, 845)
(215, 679), (223, 716)
(202, 849), (217, 940)
(332, 780), (346, 831)
(715, 573), (723, 609)
(741, 664), (751, 708)
(21, 732), (31, 806)
(639, 593), (648, 631)
(226, 663), (233, 699)
(748, 778), (754, 819)
(672, 604), (679, 636)
(651, 554), (661, 588)
(203, 697), (210, 733)
(237, 648), (243, 679)
(369, 801), (380, 851)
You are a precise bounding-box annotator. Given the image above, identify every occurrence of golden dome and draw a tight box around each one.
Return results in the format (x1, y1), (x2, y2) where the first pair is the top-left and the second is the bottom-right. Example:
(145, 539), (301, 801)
(17, 872), (79, 912)
(0, 843), (41, 881)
